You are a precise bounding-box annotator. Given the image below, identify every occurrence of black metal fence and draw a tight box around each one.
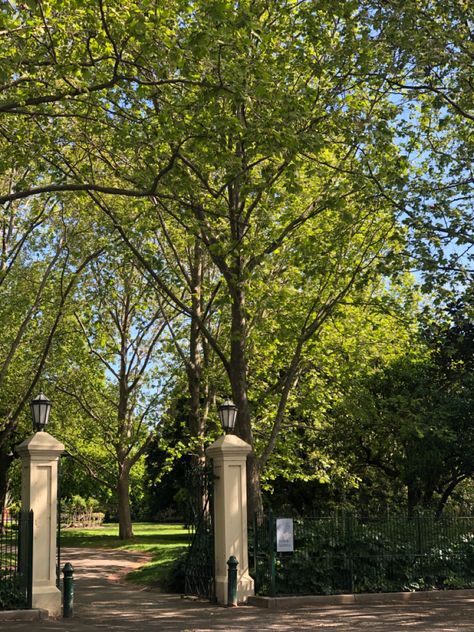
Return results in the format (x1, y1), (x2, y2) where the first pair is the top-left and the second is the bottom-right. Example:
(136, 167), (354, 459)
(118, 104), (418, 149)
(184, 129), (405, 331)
(249, 511), (474, 596)
(0, 510), (33, 610)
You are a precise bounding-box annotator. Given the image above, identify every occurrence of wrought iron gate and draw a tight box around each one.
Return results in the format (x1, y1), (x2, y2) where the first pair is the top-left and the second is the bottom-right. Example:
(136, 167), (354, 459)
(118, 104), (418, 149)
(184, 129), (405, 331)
(184, 461), (215, 601)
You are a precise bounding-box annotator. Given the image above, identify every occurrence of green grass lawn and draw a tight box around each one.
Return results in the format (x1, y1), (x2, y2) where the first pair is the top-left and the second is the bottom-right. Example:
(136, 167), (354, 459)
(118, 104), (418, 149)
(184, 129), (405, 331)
(60, 522), (190, 589)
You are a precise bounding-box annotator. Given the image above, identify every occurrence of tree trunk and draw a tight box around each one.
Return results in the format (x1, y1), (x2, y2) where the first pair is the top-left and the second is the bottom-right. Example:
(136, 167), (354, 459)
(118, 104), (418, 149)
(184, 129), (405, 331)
(407, 484), (421, 519)
(117, 464), (133, 539)
(188, 242), (205, 468)
(246, 454), (263, 516)
(116, 292), (133, 541)
(435, 476), (466, 519)
(229, 284), (263, 515)
(0, 451), (13, 529)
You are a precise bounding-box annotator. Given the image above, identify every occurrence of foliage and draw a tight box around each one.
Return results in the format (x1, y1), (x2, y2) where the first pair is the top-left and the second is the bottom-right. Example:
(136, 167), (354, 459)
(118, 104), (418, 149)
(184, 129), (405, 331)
(256, 277), (420, 507)
(1, 0), (473, 520)
(0, 193), (103, 513)
(0, 576), (25, 611)
(62, 495), (100, 512)
(321, 292), (474, 516)
(367, 0), (474, 291)
(161, 552), (188, 593)
(143, 429), (189, 522)
(0, 0), (415, 513)
(142, 394), (220, 521)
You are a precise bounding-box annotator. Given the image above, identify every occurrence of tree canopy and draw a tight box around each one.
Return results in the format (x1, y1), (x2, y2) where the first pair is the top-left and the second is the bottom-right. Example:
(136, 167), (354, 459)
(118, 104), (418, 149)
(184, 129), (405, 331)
(0, 0), (472, 526)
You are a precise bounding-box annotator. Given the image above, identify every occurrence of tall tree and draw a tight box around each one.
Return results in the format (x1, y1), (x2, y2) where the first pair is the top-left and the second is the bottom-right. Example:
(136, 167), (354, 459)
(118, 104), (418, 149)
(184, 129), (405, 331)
(0, 191), (101, 512)
(55, 252), (172, 538)
(0, 1), (412, 510)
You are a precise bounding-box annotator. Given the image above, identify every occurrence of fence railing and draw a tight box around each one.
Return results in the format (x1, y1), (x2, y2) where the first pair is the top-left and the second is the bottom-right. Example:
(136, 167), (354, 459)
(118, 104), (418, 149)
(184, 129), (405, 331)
(249, 511), (474, 596)
(0, 510), (33, 610)
(60, 511), (105, 529)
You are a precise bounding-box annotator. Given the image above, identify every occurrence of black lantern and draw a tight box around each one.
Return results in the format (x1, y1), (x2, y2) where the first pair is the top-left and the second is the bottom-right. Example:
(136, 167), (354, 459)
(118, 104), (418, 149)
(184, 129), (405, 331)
(30, 393), (52, 432)
(218, 399), (238, 434)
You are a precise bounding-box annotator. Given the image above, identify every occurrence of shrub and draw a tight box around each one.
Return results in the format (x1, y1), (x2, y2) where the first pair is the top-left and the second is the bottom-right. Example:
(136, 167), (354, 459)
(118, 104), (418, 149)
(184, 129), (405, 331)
(0, 577), (25, 610)
(163, 553), (187, 593)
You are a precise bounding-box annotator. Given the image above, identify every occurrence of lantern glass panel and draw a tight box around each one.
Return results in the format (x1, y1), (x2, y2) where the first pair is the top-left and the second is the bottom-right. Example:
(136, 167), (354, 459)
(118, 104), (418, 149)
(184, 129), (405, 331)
(30, 393), (51, 431)
(218, 399), (238, 433)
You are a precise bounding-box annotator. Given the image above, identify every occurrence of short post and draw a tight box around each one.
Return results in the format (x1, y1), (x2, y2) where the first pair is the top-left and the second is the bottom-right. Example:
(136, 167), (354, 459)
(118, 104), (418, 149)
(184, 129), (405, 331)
(62, 563), (74, 618)
(227, 556), (238, 607)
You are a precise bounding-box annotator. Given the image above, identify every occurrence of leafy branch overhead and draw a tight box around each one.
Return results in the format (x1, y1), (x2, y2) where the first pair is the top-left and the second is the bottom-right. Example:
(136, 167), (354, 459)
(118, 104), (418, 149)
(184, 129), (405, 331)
(0, 0), (471, 522)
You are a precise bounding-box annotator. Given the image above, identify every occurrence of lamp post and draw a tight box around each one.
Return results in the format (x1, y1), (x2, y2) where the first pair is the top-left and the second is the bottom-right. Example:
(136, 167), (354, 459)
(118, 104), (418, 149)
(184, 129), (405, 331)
(218, 399), (238, 434)
(30, 393), (52, 432)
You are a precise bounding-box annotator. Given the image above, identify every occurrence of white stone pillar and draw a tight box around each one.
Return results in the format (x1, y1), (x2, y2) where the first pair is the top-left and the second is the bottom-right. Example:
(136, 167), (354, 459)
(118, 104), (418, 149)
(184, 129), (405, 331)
(16, 432), (64, 617)
(206, 434), (255, 604)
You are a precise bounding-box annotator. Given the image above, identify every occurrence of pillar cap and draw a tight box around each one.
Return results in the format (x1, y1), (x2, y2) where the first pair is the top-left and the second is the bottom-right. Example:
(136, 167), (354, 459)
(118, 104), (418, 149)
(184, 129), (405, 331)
(16, 431), (65, 458)
(206, 433), (252, 458)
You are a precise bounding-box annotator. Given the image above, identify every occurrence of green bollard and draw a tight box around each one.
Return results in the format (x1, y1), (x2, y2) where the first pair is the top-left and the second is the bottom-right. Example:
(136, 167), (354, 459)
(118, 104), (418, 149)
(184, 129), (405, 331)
(227, 556), (238, 607)
(62, 562), (74, 618)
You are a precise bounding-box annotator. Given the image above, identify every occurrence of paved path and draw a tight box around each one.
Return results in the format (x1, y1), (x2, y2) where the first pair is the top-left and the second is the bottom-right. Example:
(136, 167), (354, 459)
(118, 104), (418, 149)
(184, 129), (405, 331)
(6, 547), (474, 631)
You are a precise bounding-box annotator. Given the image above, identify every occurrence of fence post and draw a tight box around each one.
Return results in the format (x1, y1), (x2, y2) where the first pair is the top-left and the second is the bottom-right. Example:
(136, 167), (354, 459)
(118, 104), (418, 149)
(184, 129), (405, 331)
(346, 512), (355, 594)
(26, 510), (33, 609)
(253, 512), (258, 593)
(416, 513), (423, 553)
(269, 509), (276, 597)
(415, 513), (424, 582)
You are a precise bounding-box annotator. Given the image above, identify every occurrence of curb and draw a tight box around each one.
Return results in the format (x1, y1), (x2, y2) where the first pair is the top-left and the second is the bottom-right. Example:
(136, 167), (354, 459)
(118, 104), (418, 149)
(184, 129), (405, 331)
(248, 588), (474, 609)
(0, 609), (48, 621)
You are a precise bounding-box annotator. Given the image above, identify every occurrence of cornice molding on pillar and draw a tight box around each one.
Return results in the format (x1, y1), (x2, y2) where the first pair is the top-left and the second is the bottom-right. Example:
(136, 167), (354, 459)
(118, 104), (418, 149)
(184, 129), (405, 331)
(16, 432), (65, 459)
(206, 434), (252, 459)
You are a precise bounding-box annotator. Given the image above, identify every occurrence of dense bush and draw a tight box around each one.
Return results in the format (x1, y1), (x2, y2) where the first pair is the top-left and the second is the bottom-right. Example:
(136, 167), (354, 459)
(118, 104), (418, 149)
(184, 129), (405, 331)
(164, 552), (187, 593)
(0, 576), (25, 610)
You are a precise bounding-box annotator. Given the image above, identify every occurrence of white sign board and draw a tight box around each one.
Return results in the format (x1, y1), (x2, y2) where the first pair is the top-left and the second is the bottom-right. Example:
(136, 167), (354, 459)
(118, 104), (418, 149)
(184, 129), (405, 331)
(276, 518), (294, 553)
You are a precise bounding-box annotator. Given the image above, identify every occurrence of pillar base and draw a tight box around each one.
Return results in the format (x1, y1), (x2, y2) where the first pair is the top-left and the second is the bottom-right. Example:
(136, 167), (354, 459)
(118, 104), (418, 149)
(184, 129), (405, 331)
(31, 585), (61, 618)
(215, 571), (254, 604)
